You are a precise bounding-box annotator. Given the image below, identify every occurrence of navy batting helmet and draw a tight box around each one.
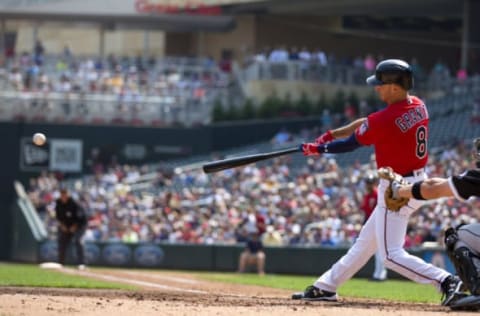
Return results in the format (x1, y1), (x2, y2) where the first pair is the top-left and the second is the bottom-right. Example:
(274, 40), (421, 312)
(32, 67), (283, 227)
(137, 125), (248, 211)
(366, 59), (413, 90)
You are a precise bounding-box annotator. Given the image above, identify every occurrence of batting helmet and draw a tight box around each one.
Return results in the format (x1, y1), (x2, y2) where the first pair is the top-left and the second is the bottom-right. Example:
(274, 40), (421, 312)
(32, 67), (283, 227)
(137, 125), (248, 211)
(366, 59), (413, 90)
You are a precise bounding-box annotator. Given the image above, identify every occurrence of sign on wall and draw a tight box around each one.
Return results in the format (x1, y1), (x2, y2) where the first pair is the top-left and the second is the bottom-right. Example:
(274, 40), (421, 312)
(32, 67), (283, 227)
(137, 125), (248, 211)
(20, 138), (50, 171)
(49, 139), (83, 172)
(20, 137), (83, 172)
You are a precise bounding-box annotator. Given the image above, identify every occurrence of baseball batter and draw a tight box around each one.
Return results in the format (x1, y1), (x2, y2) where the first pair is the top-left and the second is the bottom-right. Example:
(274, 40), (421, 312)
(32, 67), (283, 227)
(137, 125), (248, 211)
(292, 59), (462, 306)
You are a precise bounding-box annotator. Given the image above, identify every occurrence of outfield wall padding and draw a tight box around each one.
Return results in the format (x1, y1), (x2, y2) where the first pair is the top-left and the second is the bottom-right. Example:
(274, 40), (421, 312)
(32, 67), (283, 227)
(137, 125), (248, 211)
(36, 240), (456, 278)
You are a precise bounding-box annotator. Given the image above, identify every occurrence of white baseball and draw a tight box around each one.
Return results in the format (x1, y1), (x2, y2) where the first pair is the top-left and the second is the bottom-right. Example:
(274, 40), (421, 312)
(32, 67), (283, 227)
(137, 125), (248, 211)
(33, 133), (47, 146)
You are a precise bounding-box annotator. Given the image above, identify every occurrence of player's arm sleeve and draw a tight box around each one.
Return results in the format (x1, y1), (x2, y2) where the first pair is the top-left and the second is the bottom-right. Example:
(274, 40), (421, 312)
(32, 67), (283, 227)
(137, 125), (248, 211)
(448, 170), (480, 201)
(317, 134), (362, 153)
(355, 113), (381, 145)
(448, 176), (468, 201)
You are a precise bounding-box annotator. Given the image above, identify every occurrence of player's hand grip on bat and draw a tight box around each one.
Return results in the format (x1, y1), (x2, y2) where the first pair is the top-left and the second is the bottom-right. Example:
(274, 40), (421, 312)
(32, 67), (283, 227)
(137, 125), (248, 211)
(300, 143), (321, 156)
(315, 130), (334, 145)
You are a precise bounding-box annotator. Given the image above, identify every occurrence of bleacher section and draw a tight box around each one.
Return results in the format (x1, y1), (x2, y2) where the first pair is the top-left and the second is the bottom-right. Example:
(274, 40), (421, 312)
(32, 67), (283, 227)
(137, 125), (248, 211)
(2, 50), (479, 128)
(28, 128), (478, 247)
(0, 55), (230, 126)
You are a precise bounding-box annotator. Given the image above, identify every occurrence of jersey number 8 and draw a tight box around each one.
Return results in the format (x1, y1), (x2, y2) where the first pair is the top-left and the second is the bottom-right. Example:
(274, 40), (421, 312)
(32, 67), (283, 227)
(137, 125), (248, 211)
(416, 126), (427, 158)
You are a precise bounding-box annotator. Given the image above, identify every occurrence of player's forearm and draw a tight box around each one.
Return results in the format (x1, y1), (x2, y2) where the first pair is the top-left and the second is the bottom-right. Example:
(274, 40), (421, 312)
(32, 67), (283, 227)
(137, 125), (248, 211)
(331, 118), (366, 139)
(316, 133), (361, 153)
(397, 178), (454, 200)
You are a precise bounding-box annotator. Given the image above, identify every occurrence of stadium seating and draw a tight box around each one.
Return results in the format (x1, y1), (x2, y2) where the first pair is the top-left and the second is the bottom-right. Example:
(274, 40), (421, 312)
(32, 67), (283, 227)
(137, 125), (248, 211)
(27, 132), (480, 248)
(0, 55), (230, 126)
(2, 51), (479, 128)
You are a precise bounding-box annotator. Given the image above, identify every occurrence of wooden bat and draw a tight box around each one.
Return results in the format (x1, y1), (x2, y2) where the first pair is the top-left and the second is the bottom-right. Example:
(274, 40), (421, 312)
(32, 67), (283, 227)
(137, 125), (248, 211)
(202, 146), (300, 174)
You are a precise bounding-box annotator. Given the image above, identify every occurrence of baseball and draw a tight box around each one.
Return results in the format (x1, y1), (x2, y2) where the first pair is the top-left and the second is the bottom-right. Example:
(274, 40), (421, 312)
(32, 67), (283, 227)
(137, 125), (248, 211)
(32, 133), (47, 146)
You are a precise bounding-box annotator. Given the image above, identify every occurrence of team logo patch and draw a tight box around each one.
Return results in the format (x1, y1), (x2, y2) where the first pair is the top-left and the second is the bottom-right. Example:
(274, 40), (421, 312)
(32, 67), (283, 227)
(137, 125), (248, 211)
(358, 121), (369, 135)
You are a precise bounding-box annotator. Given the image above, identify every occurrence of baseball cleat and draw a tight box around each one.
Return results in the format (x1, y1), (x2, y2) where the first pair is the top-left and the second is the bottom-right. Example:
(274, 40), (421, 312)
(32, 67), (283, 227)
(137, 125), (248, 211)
(291, 285), (338, 301)
(449, 295), (480, 310)
(441, 275), (464, 306)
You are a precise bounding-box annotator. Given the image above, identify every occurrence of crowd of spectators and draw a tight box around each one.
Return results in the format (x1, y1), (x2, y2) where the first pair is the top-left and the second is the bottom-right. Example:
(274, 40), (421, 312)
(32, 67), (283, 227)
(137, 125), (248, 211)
(27, 138), (480, 250)
(0, 41), (231, 126)
(243, 45), (475, 91)
(0, 41), (477, 127)
(2, 41), (229, 96)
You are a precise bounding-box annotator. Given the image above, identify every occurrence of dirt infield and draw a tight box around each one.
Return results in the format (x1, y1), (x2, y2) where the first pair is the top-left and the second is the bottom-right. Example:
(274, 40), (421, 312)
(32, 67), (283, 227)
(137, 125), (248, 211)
(0, 268), (469, 316)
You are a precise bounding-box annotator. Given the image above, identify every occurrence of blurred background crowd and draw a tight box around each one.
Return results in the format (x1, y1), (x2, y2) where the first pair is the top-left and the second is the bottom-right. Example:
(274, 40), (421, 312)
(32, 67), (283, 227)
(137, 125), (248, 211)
(0, 42), (473, 126)
(26, 135), (480, 250)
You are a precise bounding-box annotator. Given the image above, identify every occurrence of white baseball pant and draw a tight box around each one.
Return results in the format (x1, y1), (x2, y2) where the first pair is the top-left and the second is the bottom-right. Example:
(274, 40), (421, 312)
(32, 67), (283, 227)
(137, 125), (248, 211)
(314, 173), (450, 292)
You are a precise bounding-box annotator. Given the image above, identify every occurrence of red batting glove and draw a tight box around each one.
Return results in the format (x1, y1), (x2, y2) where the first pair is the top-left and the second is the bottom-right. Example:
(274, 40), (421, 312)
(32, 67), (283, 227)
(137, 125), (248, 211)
(315, 130), (334, 145)
(301, 143), (320, 156)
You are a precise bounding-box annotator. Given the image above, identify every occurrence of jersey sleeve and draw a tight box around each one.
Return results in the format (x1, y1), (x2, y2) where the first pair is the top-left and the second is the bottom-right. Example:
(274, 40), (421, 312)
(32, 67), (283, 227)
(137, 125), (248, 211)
(449, 169), (480, 200)
(355, 112), (382, 146)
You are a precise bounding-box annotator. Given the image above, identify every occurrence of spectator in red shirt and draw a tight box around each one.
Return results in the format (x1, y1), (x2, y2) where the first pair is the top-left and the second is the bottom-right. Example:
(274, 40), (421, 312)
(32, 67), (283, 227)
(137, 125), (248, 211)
(255, 211), (266, 235)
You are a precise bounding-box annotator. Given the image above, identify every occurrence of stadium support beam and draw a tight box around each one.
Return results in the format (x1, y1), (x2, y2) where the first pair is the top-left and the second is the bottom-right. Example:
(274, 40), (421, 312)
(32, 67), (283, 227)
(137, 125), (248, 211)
(0, 19), (5, 58)
(99, 24), (105, 59)
(197, 31), (205, 57)
(143, 30), (150, 60)
(461, 0), (469, 70)
(32, 21), (39, 51)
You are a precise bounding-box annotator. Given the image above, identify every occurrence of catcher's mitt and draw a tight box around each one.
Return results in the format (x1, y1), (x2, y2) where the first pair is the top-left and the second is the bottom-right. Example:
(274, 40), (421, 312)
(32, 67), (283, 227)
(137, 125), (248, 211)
(377, 167), (409, 212)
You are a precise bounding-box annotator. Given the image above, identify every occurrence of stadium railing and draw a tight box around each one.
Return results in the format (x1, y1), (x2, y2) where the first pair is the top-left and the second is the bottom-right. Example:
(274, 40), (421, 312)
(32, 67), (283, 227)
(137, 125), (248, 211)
(13, 181), (48, 241)
(11, 181), (48, 262)
(240, 61), (480, 97)
(241, 61), (369, 85)
(0, 90), (215, 126)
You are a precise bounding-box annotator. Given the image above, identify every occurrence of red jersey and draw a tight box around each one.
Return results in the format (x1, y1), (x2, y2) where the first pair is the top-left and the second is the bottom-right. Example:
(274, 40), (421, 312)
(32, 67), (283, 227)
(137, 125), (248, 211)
(355, 96), (428, 175)
(361, 189), (378, 220)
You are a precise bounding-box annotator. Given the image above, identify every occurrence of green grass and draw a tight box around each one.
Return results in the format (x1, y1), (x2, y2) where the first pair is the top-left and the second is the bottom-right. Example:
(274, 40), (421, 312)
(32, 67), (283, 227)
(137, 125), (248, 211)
(0, 263), (443, 303)
(0, 263), (135, 290)
(193, 272), (441, 303)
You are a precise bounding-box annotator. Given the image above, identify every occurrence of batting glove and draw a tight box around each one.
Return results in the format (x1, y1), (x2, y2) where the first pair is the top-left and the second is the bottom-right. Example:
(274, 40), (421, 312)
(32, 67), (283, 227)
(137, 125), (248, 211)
(300, 143), (320, 156)
(315, 130), (334, 145)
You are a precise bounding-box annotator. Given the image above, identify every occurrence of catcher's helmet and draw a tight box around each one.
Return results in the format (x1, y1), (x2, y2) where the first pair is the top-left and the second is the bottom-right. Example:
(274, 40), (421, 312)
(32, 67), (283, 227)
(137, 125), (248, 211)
(366, 59), (413, 90)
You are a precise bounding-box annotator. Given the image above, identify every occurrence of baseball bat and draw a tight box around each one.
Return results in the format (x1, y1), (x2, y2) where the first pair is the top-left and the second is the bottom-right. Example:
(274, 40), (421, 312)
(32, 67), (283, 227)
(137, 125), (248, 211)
(202, 146), (301, 174)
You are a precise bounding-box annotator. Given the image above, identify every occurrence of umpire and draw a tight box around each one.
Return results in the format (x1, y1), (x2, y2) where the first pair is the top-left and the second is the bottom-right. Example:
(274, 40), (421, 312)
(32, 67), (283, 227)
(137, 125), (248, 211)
(55, 188), (87, 268)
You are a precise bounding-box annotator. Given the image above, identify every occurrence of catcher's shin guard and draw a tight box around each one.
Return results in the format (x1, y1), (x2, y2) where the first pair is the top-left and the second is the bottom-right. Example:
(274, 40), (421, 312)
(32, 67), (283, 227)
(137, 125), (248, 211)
(445, 225), (480, 295)
(449, 295), (480, 311)
(450, 247), (480, 295)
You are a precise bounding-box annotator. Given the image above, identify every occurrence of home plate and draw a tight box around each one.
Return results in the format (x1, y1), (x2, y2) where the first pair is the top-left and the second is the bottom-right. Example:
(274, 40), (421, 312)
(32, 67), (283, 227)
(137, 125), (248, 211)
(39, 262), (63, 269)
